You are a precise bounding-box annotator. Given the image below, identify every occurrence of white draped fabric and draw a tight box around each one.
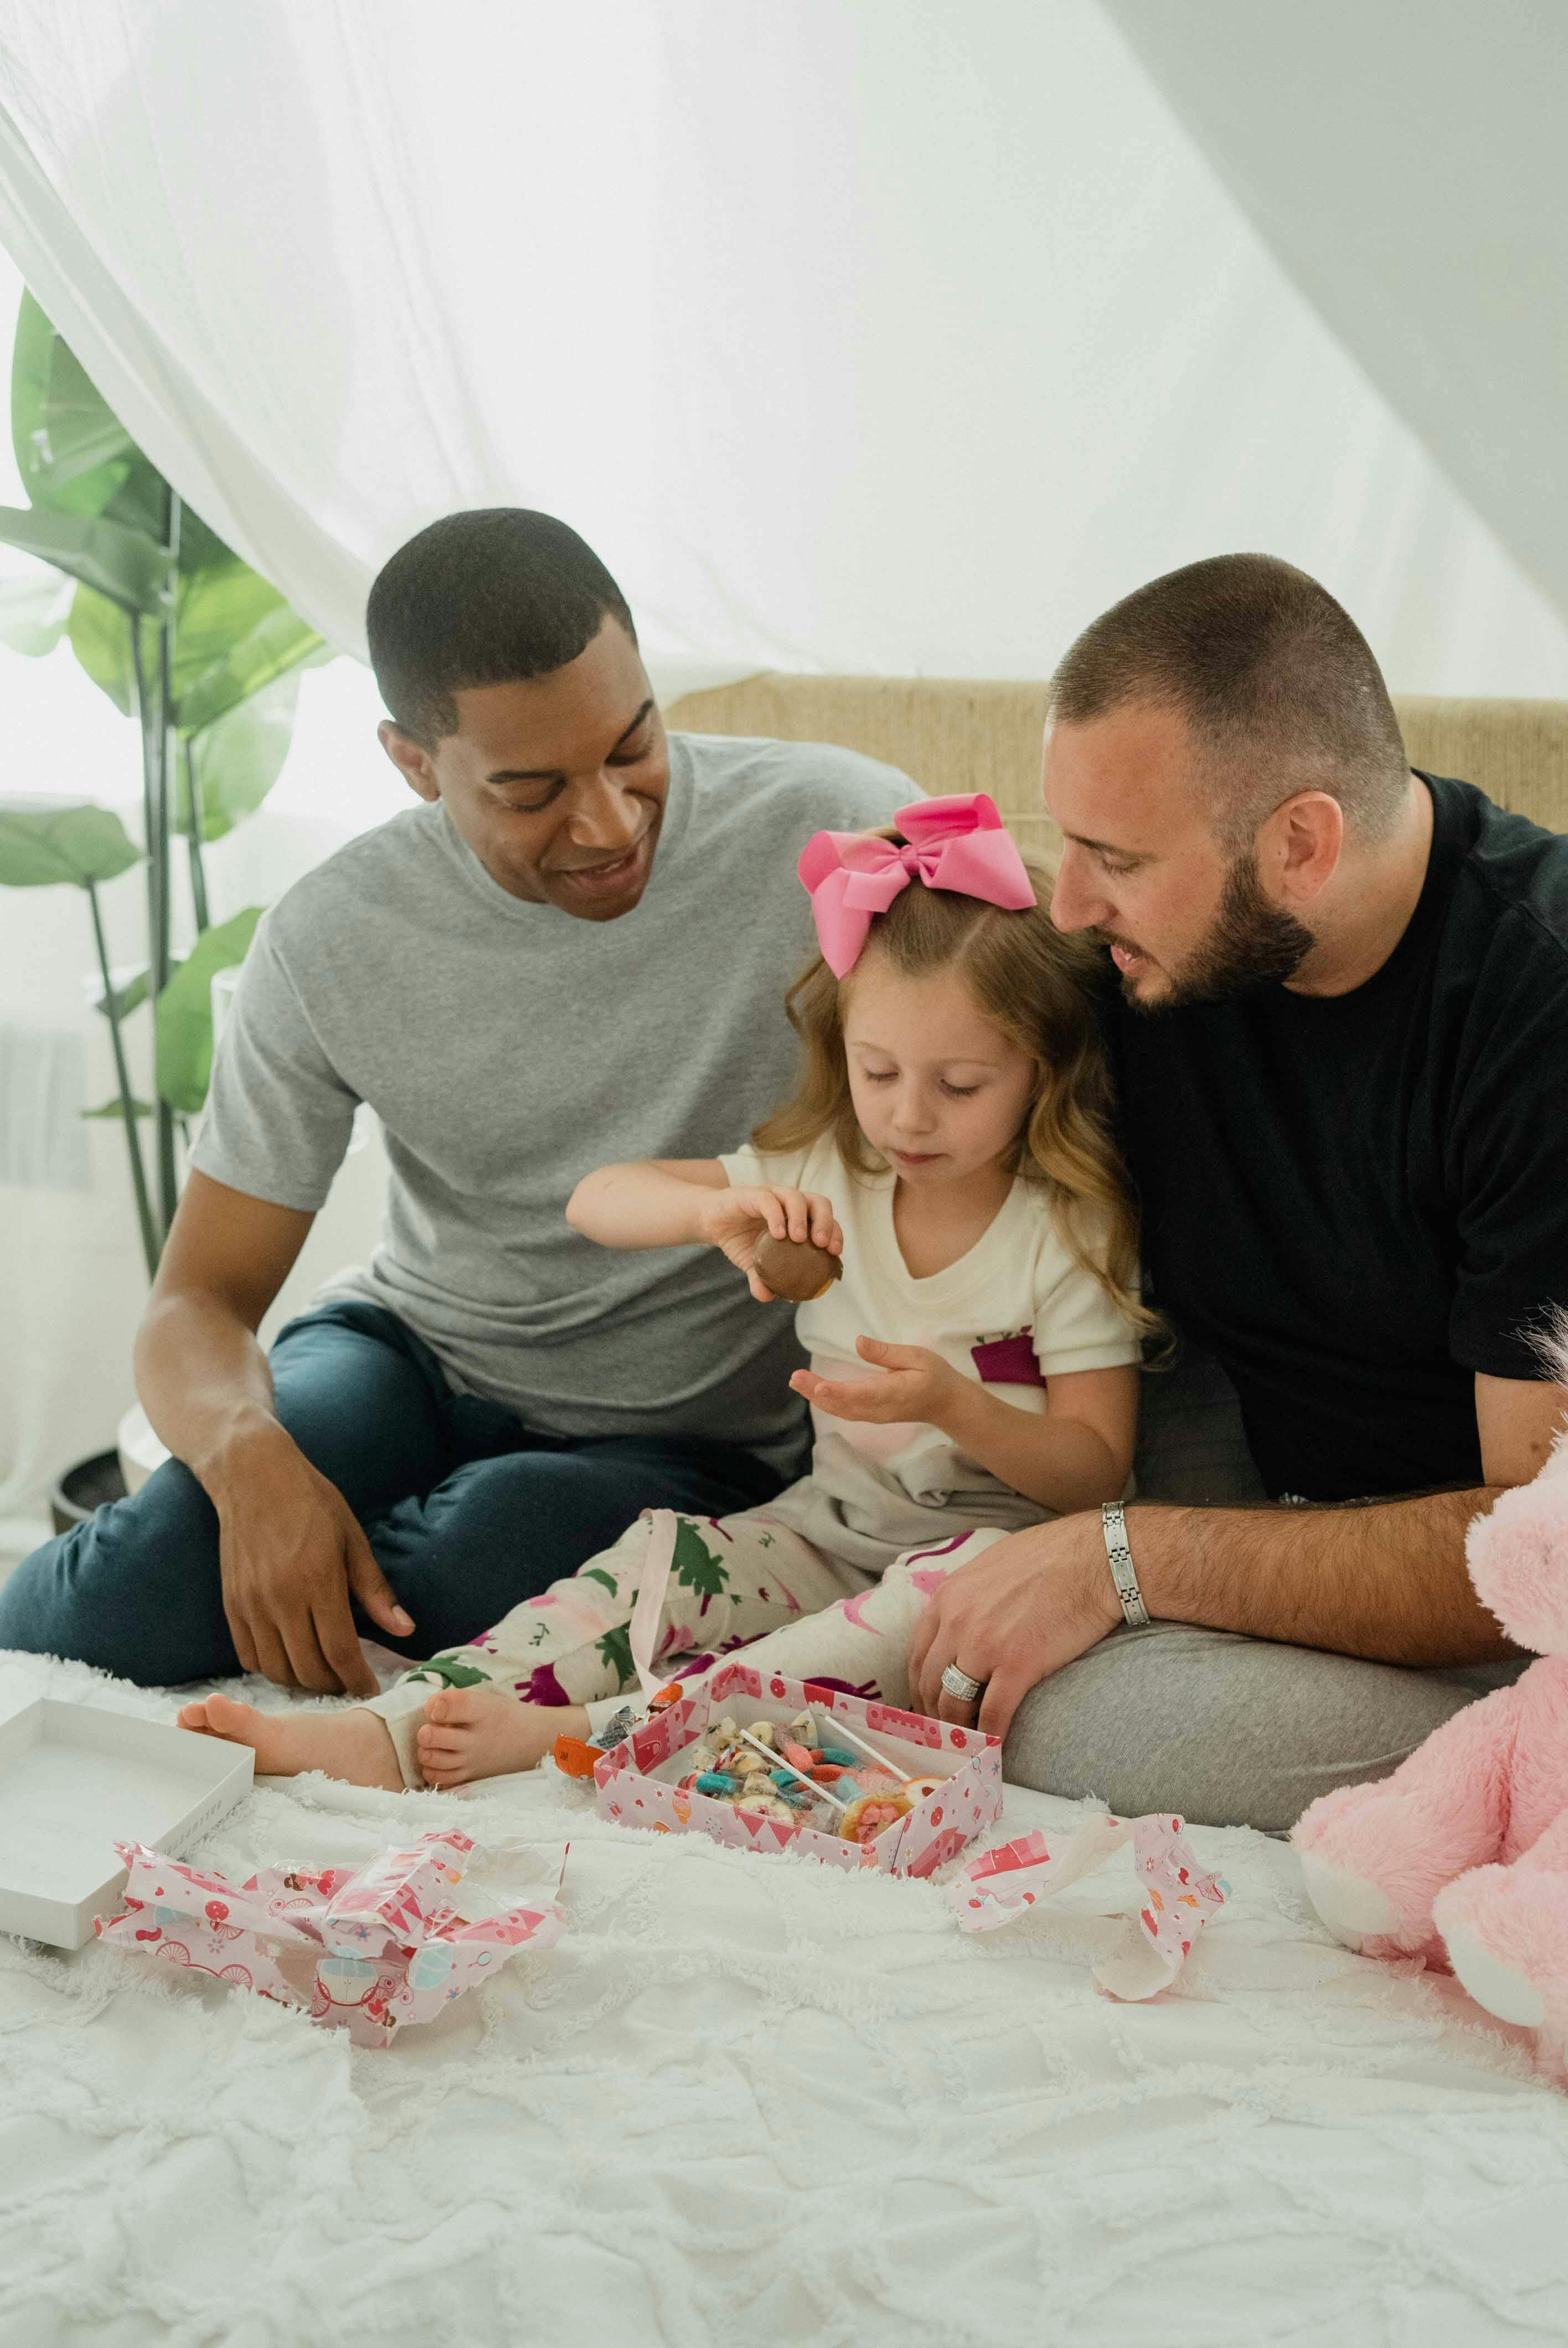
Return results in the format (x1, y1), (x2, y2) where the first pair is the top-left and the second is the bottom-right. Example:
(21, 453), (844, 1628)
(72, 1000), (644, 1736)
(2, 0), (1567, 1520)
(1104, 0), (1568, 631)
(2, 0), (1566, 678)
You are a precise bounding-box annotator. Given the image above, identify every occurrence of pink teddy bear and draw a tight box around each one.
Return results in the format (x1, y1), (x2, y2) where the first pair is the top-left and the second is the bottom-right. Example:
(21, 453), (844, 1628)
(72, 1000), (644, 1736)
(1294, 1335), (1568, 2078)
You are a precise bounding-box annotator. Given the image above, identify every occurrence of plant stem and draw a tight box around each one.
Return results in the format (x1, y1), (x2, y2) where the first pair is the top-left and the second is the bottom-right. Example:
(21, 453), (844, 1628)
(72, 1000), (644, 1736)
(183, 738), (210, 933)
(86, 879), (159, 1281)
(130, 614), (161, 1022)
(128, 608), (168, 1255)
(152, 484), (182, 1229)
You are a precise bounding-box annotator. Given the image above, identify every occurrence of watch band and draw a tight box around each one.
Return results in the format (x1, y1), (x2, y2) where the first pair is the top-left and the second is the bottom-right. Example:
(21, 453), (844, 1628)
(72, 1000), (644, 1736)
(1101, 1500), (1150, 1628)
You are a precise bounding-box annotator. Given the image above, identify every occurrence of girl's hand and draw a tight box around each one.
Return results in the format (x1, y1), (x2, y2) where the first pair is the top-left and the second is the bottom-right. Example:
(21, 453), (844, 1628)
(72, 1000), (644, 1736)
(699, 1186), (842, 1301)
(791, 1336), (965, 1428)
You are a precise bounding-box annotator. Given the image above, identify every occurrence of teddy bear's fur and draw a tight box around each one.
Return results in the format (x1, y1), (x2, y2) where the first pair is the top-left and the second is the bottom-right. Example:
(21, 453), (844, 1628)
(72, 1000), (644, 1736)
(1293, 1324), (1568, 2077)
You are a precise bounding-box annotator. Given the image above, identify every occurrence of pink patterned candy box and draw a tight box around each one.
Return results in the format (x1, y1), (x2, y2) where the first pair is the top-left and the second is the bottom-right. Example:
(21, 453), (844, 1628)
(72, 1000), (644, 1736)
(95, 1827), (564, 2047)
(592, 1660), (1003, 1876)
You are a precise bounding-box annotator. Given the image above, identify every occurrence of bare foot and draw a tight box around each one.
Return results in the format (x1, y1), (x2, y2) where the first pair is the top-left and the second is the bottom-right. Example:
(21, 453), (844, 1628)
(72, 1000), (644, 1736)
(177, 1692), (403, 1791)
(415, 1688), (591, 1787)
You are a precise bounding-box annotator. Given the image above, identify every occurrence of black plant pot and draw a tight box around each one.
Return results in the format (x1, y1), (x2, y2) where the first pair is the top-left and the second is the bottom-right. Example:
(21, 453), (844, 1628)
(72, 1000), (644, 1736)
(49, 1450), (128, 1537)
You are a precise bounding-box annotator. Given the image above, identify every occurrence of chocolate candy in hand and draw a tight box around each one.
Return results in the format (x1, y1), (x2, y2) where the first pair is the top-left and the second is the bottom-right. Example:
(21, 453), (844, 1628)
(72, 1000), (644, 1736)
(753, 1232), (843, 1303)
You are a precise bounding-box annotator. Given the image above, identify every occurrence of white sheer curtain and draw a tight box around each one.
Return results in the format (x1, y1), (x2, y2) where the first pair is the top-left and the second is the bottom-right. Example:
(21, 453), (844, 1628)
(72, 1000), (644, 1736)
(2, 0), (1565, 681)
(3, 0), (1567, 1525)
(1103, 0), (1568, 636)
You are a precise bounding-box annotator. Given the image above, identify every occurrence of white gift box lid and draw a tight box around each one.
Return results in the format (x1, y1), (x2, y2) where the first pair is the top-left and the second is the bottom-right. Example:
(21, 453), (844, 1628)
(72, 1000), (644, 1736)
(0, 1699), (253, 1949)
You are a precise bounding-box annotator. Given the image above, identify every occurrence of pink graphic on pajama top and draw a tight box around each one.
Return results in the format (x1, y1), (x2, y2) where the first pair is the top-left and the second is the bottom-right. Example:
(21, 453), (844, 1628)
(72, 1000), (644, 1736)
(836, 1590), (880, 1634)
(902, 1532), (982, 1564)
(517, 1663), (571, 1705)
(969, 1332), (1045, 1387)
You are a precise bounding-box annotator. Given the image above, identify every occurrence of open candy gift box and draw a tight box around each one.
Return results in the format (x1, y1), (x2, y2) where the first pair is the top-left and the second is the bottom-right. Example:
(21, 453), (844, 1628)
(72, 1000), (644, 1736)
(591, 1661), (1003, 1876)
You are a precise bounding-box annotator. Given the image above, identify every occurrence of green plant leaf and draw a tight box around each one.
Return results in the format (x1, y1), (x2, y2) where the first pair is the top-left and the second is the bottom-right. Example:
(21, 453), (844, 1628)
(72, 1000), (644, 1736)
(11, 290), (145, 522)
(9, 290), (187, 552)
(178, 671), (300, 841)
(0, 572), (73, 656)
(90, 965), (150, 1020)
(153, 904), (262, 1113)
(12, 298), (323, 705)
(173, 567), (323, 735)
(68, 565), (322, 733)
(82, 1096), (153, 1119)
(0, 800), (143, 887)
(66, 581), (145, 713)
(0, 501), (172, 615)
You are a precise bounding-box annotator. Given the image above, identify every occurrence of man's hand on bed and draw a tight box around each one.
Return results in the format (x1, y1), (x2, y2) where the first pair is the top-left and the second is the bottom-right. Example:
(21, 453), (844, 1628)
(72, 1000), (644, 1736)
(209, 1422), (413, 1696)
(905, 1513), (1121, 1737)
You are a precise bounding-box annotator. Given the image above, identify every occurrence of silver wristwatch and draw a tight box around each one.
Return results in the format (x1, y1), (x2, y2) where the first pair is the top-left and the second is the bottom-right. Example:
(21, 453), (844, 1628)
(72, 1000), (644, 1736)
(1101, 1500), (1150, 1628)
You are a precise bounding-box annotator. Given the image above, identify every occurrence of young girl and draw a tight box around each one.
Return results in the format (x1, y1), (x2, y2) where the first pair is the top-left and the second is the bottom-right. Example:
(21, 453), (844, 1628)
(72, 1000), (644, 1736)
(180, 794), (1156, 1790)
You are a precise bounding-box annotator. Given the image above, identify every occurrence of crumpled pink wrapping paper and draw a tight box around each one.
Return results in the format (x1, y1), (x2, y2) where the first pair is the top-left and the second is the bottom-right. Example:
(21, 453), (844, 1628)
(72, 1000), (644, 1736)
(95, 1827), (565, 2047)
(947, 1813), (1229, 1999)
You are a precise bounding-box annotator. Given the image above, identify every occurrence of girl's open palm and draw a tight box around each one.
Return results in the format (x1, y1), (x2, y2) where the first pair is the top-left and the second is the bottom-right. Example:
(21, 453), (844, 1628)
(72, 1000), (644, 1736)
(700, 1185), (843, 1300)
(791, 1336), (964, 1425)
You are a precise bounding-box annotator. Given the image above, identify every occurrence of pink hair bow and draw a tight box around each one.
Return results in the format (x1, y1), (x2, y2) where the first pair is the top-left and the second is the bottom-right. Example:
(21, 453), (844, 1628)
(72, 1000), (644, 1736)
(798, 794), (1036, 977)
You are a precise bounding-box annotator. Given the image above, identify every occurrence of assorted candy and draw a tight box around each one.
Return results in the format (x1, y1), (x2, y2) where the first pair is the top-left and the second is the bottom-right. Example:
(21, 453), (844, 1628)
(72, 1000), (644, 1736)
(675, 1708), (926, 1844)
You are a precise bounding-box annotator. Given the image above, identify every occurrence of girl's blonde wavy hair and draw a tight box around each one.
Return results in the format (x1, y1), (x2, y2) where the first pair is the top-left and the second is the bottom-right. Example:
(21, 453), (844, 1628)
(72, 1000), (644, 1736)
(755, 832), (1165, 1348)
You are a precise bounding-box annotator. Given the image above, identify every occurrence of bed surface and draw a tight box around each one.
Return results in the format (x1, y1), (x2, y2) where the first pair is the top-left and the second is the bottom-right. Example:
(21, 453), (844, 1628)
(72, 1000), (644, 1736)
(3, 1650), (1567, 2347)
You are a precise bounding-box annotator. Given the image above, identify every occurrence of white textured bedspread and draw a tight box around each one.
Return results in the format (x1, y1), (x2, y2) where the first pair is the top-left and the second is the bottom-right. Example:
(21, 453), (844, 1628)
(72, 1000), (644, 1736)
(3, 1651), (1567, 2347)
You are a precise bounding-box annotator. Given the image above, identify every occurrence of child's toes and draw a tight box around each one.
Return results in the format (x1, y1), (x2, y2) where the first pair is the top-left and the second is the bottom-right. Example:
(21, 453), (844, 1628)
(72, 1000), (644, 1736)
(448, 1686), (502, 1723)
(417, 1722), (466, 1755)
(424, 1686), (493, 1727)
(177, 1700), (212, 1732)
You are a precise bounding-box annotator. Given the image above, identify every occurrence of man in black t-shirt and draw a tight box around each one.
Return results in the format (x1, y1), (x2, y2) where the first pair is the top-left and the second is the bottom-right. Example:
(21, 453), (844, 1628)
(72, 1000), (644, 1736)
(908, 554), (1568, 1829)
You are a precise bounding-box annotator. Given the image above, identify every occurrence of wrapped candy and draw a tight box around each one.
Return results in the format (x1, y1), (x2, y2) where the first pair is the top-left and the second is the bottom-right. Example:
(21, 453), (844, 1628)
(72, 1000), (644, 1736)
(838, 1791), (913, 1847)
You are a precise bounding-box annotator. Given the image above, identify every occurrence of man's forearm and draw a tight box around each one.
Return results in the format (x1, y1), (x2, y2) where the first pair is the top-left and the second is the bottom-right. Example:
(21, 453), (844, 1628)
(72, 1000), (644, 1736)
(135, 1293), (284, 1500)
(1130, 1489), (1517, 1666)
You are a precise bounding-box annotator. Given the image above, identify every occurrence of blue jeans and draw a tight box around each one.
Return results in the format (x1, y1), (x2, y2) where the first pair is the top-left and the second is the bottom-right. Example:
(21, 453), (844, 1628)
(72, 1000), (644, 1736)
(0, 1300), (791, 1687)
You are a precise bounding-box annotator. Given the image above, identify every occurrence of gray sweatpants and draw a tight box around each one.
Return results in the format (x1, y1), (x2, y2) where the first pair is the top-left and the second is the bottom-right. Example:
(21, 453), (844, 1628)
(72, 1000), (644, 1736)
(1001, 1347), (1526, 1833)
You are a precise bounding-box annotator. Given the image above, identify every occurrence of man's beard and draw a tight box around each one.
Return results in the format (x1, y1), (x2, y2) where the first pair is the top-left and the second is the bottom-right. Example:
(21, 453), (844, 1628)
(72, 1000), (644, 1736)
(1115, 850), (1316, 1012)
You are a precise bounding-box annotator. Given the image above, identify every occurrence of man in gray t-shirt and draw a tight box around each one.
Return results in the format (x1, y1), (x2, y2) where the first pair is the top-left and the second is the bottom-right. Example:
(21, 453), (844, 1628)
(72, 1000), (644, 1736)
(0, 510), (907, 1696)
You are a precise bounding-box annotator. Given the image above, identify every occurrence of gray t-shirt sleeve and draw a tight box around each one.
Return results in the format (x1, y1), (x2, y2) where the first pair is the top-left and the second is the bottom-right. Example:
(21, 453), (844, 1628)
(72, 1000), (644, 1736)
(190, 915), (359, 1211)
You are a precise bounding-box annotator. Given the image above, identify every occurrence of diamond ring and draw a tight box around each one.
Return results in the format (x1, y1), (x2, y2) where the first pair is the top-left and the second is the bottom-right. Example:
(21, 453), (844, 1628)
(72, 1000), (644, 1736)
(940, 1663), (985, 1704)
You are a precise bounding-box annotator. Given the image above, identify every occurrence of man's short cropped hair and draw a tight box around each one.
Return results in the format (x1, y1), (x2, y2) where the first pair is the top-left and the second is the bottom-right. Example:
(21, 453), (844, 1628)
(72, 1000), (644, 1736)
(367, 508), (637, 746)
(1049, 554), (1410, 844)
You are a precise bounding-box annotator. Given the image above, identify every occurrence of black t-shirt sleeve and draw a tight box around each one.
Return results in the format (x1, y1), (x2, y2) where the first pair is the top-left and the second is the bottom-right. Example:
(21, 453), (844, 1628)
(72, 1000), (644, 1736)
(1448, 949), (1568, 1383)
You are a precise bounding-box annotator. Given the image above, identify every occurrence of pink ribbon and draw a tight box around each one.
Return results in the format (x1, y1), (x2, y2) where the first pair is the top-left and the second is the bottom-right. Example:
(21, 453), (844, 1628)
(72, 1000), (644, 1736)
(798, 793), (1037, 977)
(948, 1815), (1229, 1998)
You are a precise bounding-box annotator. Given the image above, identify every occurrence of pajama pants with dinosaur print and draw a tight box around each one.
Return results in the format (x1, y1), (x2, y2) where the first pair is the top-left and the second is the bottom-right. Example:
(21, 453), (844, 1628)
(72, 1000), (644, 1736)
(365, 1505), (1009, 1788)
